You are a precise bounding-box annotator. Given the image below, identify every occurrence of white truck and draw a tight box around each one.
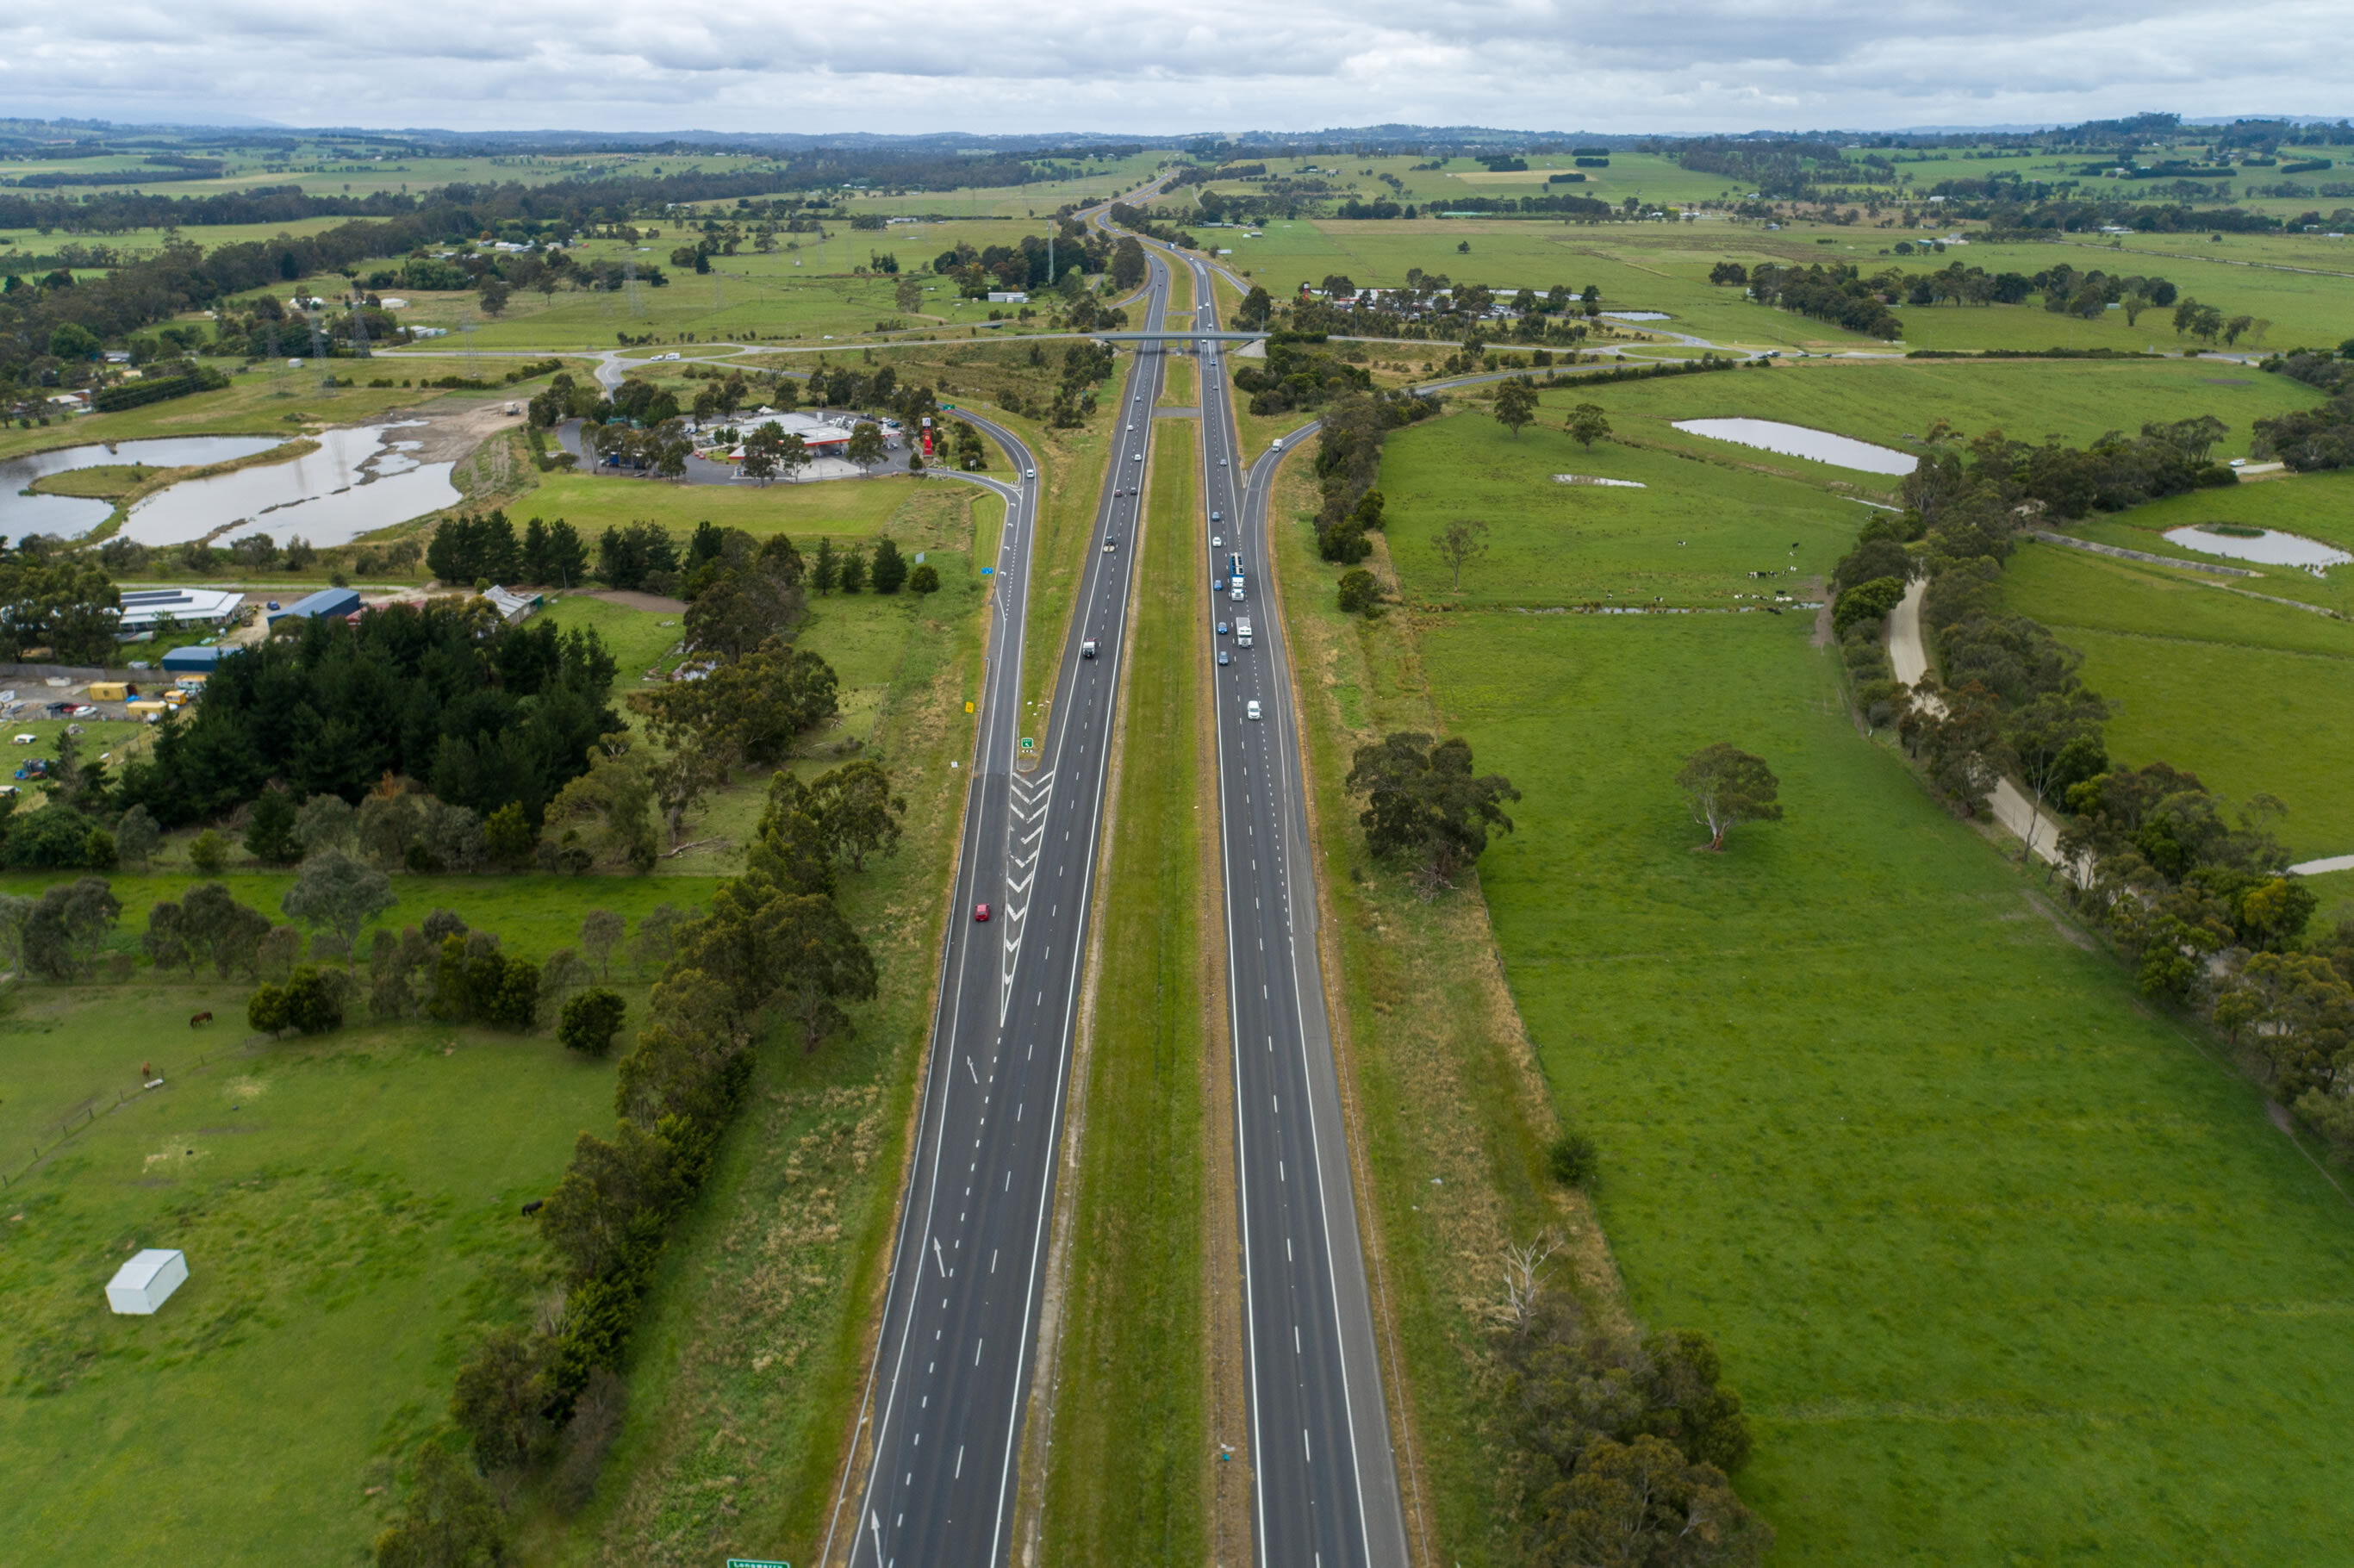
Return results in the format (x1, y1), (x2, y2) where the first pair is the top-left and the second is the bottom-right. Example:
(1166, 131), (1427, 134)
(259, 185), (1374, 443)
(1236, 618), (1253, 648)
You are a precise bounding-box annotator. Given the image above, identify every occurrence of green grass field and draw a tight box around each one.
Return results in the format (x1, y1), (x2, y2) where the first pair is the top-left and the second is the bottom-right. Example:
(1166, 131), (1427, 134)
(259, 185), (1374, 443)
(1355, 364), (2327, 614)
(1372, 395), (1861, 608)
(2039, 470), (2354, 613)
(1560, 357), (2320, 458)
(1039, 418), (1212, 1563)
(1997, 542), (2354, 858)
(512, 467), (913, 542)
(0, 954), (624, 1559)
(1413, 607), (2354, 1563)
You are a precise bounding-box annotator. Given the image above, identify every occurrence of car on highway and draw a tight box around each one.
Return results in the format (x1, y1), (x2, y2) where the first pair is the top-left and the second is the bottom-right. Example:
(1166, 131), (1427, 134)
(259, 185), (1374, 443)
(1081, 638), (1099, 659)
(1218, 457), (1227, 465)
(1246, 700), (1261, 719)
(1271, 438), (1284, 451)
(1211, 511), (1222, 523)
(1024, 468), (1036, 477)
(1103, 536), (1117, 551)
(974, 902), (991, 922)
(1211, 535), (1222, 547)
(1217, 650), (1231, 666)
(1217, 620), (1230, 636)
(1133, 452), (1143, 462)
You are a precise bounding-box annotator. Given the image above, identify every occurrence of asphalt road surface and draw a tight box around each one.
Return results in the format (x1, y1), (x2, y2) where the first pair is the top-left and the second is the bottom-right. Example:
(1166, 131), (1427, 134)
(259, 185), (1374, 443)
(831, 248), (1177, 1568)
(1182, 252), (1416, 1568)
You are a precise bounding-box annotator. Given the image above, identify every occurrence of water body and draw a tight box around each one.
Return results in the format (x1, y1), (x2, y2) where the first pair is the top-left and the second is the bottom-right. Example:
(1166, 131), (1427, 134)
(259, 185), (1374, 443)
(0, 435), (283, 538)
(2163, 524), (2351, 569)
(1672, 418), (1917, 476)
(118, 424), (459, 547)
(1603, 310), (1672, 321)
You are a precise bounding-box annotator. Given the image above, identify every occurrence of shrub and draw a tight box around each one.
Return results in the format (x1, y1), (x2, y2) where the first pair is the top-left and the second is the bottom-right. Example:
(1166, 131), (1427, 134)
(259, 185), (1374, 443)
(907, 562), (940, 596)
(1831, 575), (1907, 637)
(190, 830), (227, 876)
(559, 988), (628, 1056)
(1548, 1130), (1599, 1188)
(1336, 568), (1381, 616)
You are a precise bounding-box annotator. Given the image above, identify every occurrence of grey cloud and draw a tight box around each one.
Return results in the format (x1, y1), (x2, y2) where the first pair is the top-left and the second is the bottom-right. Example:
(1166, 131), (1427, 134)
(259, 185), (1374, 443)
(3, 0), (2349, 132)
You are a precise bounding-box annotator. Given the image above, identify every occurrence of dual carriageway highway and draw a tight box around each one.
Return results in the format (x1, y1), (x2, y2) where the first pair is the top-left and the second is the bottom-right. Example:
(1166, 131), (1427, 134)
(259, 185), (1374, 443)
(831, 201), (1410, 1568)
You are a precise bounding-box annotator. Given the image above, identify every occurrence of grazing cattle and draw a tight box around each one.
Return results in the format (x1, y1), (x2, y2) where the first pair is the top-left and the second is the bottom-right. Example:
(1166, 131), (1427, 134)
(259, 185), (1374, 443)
(189, 1011), (213, 1028)
(520, 1199), (545, 1216)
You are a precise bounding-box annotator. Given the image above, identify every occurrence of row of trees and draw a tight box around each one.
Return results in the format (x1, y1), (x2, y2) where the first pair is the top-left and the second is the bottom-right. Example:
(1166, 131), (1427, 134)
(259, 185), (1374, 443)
(426, 510), (589, 588)
(374, 760), (896, 1560)
(2253, 347), (2354, 470)
(1826, 424), (2354, 1148)
(1310, 389), (1442, 564)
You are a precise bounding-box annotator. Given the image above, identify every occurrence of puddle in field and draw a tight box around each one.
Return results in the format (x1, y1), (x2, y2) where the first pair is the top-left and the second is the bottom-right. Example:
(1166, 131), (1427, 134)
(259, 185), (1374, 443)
(2163, 524), (2351, 569)
(1672, 418), (1916, 475)
(1602, 310), (1671, 321)
(0, 435), (283, 537)
(117, 424), (458, 546)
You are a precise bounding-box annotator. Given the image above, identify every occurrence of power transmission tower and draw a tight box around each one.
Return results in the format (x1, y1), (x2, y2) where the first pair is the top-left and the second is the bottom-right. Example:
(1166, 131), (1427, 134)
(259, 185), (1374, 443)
(348, 288), (371, 359)
(625, 259), (644, 317)
(307, 308), (331, 388)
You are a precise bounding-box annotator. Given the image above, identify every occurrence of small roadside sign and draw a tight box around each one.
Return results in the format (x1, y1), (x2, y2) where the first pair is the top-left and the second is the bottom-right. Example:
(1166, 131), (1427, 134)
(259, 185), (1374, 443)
(965, 700), (975, 713)
(981, 566), (995, 576)
(1020, 737), (1035, 751)
(726, 1559), (789, 1567)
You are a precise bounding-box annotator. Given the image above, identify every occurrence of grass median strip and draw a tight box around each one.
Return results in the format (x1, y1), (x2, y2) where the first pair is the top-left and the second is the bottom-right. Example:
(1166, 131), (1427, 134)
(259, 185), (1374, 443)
(1037, 419), (1212, 1564)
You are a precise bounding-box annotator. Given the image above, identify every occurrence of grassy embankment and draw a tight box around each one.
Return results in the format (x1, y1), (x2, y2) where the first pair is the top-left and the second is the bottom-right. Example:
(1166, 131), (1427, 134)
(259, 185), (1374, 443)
(1036, 418), (1217, 1563)
(1339, 399), (2354, 1563)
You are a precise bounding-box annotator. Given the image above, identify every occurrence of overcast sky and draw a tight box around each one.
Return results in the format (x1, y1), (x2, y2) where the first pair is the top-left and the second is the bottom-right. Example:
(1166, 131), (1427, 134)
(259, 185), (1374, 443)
(5, 0), (2347, 135)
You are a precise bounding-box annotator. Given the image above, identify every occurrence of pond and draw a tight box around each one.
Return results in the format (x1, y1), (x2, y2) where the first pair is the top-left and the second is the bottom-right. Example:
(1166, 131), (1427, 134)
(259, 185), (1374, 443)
(116, 424), (460, 547)
(1602, 310), (1672, 321)
(2162, 524), (2351, 569)
(0, 435), (284, 538)
(1671, 418), (1917, 476)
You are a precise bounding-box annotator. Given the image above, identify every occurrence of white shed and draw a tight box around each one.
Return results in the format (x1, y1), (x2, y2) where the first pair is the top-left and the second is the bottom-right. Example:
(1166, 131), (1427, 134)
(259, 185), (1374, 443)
(106, 1248), (189, 1315)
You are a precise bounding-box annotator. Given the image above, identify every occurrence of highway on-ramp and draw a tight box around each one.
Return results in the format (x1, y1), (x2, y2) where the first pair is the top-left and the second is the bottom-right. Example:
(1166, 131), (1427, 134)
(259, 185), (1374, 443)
(829, 247), (1177, 1568)
(1179, 249), (1417, 1568)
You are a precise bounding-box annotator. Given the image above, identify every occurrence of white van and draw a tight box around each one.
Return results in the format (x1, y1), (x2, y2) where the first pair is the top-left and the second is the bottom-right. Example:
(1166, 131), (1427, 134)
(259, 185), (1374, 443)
(1236, 619), (1253, 647)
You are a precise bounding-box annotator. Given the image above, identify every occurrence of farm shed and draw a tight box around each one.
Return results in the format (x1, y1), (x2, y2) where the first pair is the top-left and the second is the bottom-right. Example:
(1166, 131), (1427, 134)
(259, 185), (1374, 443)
(160, 644), (227, 674)
(268, 588), (362, 625)
(106, 1248), (189, 1315)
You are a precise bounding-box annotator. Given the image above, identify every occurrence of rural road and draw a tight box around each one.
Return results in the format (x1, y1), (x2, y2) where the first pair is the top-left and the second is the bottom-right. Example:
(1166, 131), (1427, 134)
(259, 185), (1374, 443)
(1886, 579), (2078, 872)
(826, 243), (1174, 1568)
(1178, 244), (1417, 1568)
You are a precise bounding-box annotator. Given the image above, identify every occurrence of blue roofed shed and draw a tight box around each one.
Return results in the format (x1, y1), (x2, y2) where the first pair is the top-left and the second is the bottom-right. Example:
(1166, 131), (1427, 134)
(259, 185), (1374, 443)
(268, 588), (363, 625)
(160, 644), (227, 673)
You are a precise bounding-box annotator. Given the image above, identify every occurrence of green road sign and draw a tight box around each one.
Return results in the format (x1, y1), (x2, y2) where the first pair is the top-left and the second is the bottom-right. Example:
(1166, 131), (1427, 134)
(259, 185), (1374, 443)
(726, 1559), (789, 1567)
(1020, 737), (1035, 750)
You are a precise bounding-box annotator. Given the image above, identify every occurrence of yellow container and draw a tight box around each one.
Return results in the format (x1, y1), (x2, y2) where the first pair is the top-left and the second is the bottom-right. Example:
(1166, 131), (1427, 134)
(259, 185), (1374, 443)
(86, 682), (129, 701)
